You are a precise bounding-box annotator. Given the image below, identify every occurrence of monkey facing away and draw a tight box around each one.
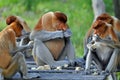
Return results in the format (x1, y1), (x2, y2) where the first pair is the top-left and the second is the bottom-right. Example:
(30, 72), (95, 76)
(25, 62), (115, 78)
(0, 15), (31, 79)
(30, 11), (75, 67)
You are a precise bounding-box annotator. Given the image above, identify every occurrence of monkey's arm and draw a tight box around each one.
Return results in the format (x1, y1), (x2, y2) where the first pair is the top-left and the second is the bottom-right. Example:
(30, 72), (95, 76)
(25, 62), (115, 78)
(106, 43), (120, 49)
(105, 48), (120, 72)
(98, 41), (120, 49)
(85, 50), (93, 70)
(30, 29), (74, 66)
(30, 29), (72, 41)
(11, 41), (33, 56)
(16, 32), (30, 41)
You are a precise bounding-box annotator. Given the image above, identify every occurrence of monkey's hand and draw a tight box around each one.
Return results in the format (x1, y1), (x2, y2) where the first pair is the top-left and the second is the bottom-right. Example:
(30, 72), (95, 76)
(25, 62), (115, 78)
(87, 43), (96, 51)
(63, 29), (72, 38)
(27, 41), (34, 48)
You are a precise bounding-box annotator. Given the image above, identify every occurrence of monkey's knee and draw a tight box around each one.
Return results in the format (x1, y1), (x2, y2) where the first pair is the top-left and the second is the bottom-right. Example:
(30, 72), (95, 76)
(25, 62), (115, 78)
(1, 53), (25, 78)
(2, 62), (19, 78)
(14, 52), (28, 78)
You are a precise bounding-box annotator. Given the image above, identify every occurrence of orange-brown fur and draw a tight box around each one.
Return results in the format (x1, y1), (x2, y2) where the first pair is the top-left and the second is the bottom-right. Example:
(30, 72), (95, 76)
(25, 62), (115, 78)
(85, 13), (120, 43)
(92, 20), (119, 43)
(34, 11), (68, 60)
(34, 11), (68, 31)
(0, 15), (30, 78)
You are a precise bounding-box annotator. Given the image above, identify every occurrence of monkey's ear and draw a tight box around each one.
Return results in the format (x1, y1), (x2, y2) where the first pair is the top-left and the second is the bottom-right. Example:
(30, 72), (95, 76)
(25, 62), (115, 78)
(54, 12), (67, 23)
(6, 16), (16, 25)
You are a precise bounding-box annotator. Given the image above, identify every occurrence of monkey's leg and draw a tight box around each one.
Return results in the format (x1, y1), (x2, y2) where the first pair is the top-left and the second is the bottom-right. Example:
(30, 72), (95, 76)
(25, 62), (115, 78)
(107, 72), (117, 80)
(33, 39), (56, 65)
(116, 47), (120, 71)
(111, 73), (117, 80)
(2, 52), (28, 79)
(93, 55), (102, 71)
(85, 50), (102, 70)
(83, 36), (92, 60)
(105, 49), (119, 72)
(58, 38), (75, 61)
(17, 52), (28, 79)
(105, 49), (120, 80)
(33, 39), (70, 67)
(85, 50), (93, 70)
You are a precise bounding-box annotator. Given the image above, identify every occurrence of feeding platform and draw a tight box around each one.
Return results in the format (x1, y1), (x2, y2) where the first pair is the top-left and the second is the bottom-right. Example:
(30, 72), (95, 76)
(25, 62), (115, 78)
(5, 58), (109, 80)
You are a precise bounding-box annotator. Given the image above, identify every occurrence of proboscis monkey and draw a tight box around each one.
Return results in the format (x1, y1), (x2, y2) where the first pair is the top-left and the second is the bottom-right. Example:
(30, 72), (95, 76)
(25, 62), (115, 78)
(92, 20), (119, 43)
(85, 34), (120, 80)
(84, 13), (120, 59)
(0, 15), (31, 79)
(30, 11), (75, 67)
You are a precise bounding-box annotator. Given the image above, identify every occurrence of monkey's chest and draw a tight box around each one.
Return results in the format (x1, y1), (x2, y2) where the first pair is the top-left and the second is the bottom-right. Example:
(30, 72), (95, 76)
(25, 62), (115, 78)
(44, 39), (65, 60)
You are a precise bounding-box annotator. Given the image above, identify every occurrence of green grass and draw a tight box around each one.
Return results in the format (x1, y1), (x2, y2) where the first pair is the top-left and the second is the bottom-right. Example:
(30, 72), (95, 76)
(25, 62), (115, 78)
(0, 0), (113, 57)
(0, 0), (114, 59)
(0, 0), (93, 57)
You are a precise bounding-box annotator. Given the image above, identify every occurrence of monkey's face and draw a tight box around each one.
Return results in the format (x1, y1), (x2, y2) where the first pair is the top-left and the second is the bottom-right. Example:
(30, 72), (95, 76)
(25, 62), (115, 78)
(93, 20), (108, 39)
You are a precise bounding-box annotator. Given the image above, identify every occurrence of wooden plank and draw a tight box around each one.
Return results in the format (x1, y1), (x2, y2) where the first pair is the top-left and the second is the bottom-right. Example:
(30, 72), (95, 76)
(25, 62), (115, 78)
(5, 58), (109, 80)
(5, 70), (107, 80)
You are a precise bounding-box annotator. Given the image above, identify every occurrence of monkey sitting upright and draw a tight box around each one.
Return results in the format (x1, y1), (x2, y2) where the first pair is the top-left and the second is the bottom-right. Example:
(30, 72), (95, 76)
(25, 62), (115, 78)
(30, 11), (75, 67)
(85, 34), (120, 80)
(84, 13), (120, 80)
(0, 15), (31, 79)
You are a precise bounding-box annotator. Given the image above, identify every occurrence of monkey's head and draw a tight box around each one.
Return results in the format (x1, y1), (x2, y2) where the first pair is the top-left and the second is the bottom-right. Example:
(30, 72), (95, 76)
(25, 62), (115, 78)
(6, 16), (31, 37)
(92, 20), (112, 39)
(96, 13), (113, 25)
(34, 11), (68, 31)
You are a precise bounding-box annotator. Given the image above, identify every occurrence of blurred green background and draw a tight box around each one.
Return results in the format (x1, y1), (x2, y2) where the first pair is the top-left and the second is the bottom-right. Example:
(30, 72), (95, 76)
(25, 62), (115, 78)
(0, 0), (114, 57)
(1, 0), (120, 79)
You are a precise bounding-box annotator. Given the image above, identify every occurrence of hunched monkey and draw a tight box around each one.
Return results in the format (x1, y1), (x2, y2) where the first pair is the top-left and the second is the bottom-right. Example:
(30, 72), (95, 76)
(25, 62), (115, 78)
(84, 13), (120, 59)
(85, 34), (120, 80)
(0, 15), (31, 79)
(92, 20), (119, 43)
(30, 11), (75, 67)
